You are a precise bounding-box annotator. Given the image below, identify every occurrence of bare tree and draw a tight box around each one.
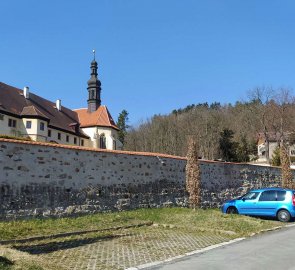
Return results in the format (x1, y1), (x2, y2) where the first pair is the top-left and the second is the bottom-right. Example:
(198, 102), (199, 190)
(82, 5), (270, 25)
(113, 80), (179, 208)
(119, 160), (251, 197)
(247, 87), (276, 163)
(271, 88), (295, 145)
(185, 136), (201, 209)
(124, 88), (295, 163)
(280, 145), (293, 189)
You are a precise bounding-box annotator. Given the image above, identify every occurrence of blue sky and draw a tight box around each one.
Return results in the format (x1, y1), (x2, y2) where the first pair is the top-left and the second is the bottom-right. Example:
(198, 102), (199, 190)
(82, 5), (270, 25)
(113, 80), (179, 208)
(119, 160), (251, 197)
(1, 1), (295, 125)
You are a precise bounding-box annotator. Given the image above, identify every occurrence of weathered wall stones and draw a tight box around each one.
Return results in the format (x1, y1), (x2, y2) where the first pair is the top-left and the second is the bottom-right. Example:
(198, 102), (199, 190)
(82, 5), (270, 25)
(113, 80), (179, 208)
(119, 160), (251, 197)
(0, 139), (287, 220)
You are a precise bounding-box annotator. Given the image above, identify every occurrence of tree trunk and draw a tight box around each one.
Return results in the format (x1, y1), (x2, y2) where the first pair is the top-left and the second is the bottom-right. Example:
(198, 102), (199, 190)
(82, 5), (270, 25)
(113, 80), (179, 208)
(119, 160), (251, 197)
(280, 144), (293, 189)
(185, 137), (201, 209)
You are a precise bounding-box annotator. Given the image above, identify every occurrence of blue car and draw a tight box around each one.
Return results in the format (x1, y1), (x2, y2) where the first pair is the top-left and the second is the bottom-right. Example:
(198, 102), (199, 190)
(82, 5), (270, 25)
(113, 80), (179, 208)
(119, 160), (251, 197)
(221, 187), (295, 222)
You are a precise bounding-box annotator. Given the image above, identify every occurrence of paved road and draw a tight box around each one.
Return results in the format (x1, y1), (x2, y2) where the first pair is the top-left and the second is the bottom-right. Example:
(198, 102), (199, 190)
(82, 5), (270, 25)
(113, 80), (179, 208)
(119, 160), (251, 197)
(147, 225), (295, 270)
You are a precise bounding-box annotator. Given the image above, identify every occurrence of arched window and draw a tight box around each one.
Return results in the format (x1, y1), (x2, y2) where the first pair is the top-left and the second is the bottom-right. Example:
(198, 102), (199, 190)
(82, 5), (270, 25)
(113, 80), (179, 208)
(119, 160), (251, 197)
(100, 134), (106, 149)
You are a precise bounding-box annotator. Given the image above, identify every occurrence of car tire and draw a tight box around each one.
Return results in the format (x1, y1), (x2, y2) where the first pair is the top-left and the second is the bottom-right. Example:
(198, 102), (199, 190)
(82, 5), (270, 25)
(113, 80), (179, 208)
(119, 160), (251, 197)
(226, 207), (238, 214)
(277, 209), (291, 222)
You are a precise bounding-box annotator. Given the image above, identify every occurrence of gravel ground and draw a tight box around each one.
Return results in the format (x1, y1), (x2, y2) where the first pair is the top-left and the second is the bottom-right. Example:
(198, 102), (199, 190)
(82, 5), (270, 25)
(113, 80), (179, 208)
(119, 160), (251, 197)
(6, 227), (234, 270)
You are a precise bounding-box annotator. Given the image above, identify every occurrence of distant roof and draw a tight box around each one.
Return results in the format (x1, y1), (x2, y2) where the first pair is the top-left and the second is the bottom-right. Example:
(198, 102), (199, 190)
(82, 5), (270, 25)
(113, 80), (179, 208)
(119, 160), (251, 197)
(257, 132), (292, 143)
(74, 106), (119, 130)
(0, 82), (89, 138)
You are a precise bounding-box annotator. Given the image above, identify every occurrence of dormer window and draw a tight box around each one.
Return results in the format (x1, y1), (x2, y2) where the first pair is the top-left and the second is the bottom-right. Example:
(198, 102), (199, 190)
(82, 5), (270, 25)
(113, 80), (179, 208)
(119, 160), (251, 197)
(69, 122), (80, 133)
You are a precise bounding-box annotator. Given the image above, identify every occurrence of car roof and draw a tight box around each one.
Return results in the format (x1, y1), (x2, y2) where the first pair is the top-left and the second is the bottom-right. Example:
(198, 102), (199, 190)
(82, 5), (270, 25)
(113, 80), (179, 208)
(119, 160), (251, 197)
(250, 187), (295, 193)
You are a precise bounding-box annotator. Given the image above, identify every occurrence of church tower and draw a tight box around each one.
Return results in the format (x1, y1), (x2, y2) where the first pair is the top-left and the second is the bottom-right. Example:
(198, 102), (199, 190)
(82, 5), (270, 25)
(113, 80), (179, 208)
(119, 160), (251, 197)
(87, 50), (101, 112)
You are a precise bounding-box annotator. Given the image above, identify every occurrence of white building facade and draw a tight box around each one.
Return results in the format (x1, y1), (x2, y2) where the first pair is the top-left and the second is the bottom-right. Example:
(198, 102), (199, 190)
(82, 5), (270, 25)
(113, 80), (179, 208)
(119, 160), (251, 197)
(0, 57), (121, 150)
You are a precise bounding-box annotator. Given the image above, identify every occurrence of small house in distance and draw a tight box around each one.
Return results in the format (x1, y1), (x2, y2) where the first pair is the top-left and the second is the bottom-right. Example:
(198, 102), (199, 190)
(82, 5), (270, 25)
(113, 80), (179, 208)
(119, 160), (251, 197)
(0, 55), (122, 150)
(257, 132), (295, 164)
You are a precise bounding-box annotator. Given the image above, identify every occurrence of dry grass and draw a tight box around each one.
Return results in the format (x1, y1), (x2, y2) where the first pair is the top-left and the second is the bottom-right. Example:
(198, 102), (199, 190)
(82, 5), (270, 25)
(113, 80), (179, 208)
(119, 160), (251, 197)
(0, 246), (64, 270)
(0, 208), (285, 270)
(0, 208), (283, 241)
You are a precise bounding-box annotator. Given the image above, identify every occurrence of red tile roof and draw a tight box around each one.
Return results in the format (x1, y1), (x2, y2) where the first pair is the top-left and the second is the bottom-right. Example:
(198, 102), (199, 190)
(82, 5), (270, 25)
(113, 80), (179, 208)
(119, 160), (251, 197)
(74, 106), (119, 130)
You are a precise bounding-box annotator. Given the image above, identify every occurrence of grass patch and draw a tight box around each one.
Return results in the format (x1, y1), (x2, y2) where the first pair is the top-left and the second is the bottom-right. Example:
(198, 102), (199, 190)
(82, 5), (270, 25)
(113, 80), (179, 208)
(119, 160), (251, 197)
(0, 256), (14, 270)
(0, 208), (283, 241)
(0, 253), (45, 270)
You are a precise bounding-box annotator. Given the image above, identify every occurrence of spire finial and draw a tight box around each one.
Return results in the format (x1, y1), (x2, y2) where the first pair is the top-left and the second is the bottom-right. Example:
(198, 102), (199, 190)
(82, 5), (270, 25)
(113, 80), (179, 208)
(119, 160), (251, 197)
(92, 49), (96, 61)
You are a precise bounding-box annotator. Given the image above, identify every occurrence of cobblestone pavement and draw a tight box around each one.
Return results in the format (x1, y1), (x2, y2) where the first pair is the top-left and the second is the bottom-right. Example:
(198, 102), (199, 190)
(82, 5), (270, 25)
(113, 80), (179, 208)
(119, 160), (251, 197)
(9, 227), (234, 270)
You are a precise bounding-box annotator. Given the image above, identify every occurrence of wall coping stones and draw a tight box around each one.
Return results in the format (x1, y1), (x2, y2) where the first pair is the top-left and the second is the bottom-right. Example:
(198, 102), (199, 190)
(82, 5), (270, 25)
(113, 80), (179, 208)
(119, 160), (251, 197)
(0, 138), (289, 170)
(0, 138), (186, 160)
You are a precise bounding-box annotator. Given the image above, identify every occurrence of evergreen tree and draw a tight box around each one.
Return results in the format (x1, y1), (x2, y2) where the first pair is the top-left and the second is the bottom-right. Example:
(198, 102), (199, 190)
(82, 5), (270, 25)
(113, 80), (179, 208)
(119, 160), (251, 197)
(271, 146), (281, 166)
(236, 135), (250, 162)
(117, 110), (129, 145)
(219, 129), (237, 162)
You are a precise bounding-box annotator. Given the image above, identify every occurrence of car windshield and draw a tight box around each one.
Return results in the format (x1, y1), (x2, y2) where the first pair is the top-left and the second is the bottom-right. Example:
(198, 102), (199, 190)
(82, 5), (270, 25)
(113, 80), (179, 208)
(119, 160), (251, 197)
(240, 192), (259, 200)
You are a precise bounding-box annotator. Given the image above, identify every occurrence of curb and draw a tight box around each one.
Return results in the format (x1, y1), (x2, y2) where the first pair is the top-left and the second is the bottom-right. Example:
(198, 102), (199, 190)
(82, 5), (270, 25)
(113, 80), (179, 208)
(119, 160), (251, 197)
(126, 223), (295, 270)
(249, 223), (295, 237)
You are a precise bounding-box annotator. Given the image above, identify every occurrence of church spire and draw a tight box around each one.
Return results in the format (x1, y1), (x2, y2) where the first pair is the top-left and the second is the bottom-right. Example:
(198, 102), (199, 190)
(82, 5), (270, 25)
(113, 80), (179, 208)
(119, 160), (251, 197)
(87, 50), (101, 113)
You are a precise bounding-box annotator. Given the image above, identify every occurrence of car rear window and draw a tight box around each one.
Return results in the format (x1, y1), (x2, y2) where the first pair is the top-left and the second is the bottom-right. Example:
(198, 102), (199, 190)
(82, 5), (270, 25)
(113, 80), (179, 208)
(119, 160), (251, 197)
(277, 191), (286, 201)
(259, 190), (286, 201)
(259, 190), (277, 201)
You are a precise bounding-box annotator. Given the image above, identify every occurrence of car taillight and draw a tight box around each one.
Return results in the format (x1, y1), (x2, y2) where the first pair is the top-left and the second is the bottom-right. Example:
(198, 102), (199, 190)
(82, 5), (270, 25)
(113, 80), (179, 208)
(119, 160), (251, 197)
(292, 194), (295, 206)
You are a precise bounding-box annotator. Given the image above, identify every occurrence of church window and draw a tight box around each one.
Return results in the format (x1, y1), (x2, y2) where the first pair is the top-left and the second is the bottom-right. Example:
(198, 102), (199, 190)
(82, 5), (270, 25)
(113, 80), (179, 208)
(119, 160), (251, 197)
(40, 122), (45, 131)
(100, 134), (106, 149)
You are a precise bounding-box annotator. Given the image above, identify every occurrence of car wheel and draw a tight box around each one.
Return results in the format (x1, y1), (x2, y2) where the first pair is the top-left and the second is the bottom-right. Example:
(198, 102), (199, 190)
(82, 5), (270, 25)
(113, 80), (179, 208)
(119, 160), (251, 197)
(277, 209), (291, 222)
(226, 207), (238, 214)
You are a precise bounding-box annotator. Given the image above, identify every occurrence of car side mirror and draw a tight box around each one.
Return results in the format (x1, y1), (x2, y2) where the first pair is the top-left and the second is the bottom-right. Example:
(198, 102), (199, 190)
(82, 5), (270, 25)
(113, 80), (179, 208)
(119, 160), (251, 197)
(242, 198), (246, 202)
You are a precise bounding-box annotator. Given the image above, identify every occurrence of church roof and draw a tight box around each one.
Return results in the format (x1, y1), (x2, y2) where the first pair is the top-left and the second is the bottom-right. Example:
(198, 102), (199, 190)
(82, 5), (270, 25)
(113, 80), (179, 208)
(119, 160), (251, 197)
(0, 82), (89, 138)
(74, 106), (119, 130)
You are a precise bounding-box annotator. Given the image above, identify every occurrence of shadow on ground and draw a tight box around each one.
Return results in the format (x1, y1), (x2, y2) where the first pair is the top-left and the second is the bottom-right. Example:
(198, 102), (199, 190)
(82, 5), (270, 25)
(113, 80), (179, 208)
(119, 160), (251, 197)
(0, 256), (14, 269)
(12, 233), (131, 255)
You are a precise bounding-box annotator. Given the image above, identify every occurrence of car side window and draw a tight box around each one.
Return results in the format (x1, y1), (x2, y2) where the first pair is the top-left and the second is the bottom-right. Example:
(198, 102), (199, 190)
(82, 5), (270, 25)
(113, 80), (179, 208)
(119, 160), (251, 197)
(276, 191), (286, 201)
(259, 190), (277, 201)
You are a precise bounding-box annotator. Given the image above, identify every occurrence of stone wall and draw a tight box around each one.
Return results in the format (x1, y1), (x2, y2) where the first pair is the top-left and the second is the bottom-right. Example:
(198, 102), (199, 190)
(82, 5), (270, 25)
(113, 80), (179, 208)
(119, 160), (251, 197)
(200, 161), (283, 207)
(0, 139), (287, 220)
(0, 139), (187, 220)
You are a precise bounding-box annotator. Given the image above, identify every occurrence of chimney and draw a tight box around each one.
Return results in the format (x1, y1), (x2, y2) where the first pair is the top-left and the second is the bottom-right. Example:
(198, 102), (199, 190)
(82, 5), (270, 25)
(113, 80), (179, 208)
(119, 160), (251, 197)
(23, 86), (29, 99)
(56, 99), (61, 111)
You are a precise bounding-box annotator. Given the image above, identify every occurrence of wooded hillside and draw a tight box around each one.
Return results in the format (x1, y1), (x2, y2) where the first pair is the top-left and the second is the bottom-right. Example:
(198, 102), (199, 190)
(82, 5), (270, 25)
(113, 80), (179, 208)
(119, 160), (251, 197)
(124, 88), (295, 161)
